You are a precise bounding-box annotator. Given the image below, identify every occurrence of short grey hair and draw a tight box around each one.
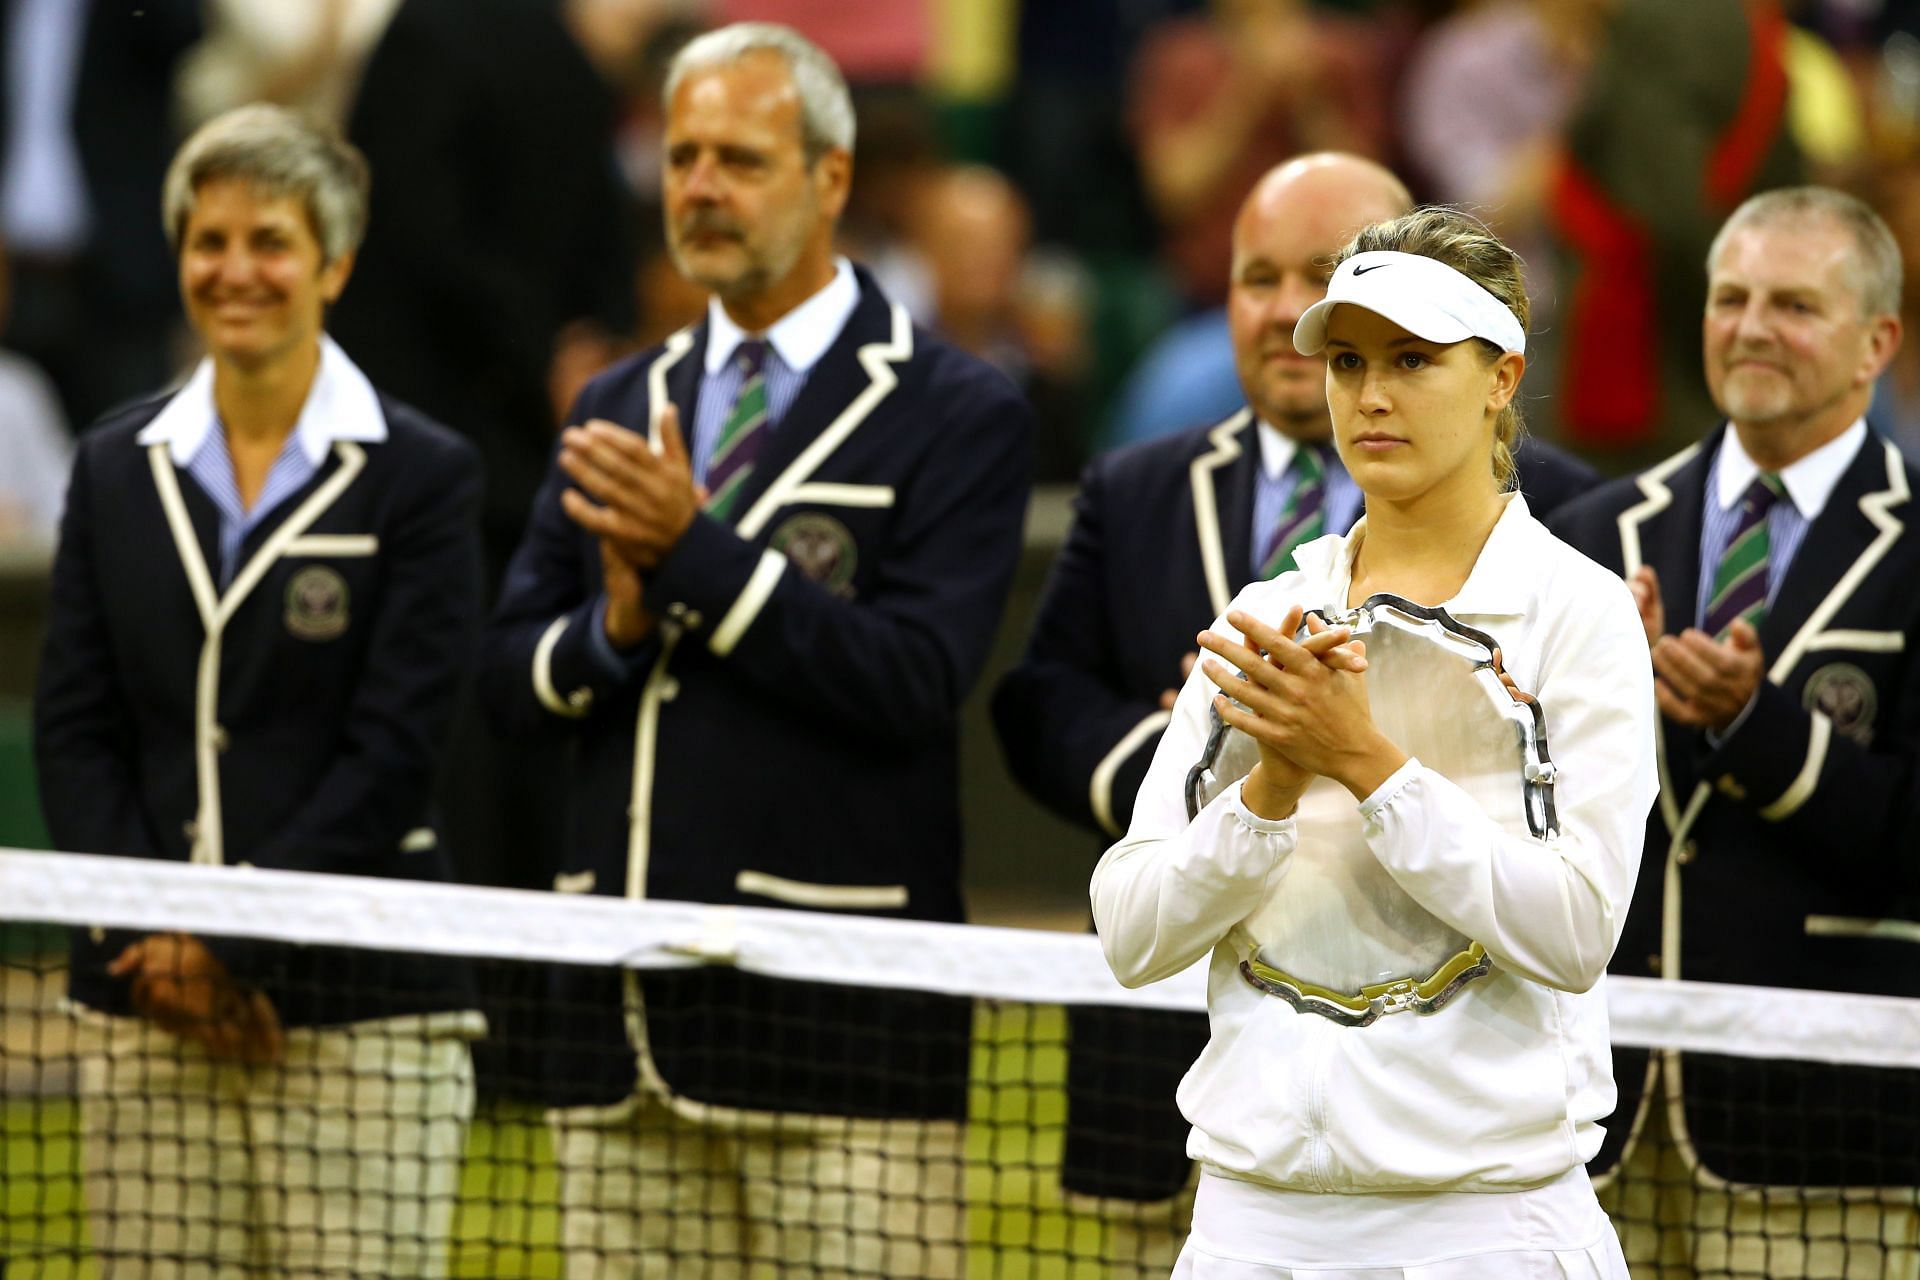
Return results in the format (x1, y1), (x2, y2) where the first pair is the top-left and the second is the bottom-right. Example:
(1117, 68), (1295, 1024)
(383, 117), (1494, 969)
(161, 104), (370, 266)
(664, 22), (855, 162)
(1709, 186), (1903, 317)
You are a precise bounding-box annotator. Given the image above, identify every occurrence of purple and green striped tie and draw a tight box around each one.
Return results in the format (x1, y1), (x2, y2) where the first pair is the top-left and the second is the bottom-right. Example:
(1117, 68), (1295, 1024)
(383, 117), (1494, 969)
(1703, 471), (1785, 641)
(1260, 445), (1328, 579)
(705, 340), (769, 523)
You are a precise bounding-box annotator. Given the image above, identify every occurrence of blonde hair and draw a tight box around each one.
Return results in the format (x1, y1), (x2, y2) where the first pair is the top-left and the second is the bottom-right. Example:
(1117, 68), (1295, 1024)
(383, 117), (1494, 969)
(1337, 207), (1531, 489)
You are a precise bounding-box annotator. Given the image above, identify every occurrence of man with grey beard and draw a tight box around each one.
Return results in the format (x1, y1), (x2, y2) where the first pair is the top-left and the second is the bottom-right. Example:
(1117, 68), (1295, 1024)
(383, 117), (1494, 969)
(481, 22), (1032, 1278)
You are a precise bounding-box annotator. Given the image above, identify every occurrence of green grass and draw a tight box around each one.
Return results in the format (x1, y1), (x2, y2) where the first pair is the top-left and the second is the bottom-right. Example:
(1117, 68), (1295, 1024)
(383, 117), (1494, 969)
(2, 1003), (1146, 1279)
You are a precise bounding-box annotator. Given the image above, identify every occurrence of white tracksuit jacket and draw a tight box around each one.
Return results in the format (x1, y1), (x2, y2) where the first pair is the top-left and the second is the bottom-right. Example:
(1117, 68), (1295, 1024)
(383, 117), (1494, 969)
(1092, 494), (1658, 1194)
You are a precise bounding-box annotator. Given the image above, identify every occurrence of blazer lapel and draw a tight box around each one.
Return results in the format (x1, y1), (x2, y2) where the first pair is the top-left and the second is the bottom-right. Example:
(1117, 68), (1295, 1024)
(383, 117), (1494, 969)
(644, 324), (702, 450)
(179, 478), (224, 597)
(1187, 409), (1252, 618)
(218, 444), (370, 628)
(1217, 416), (1262, 593)
(1624, 433), (1715, 637)
(147, 448), (225, 635)
(1614, 434), (1714, 823)
(732, 278), (910, 541)
(1764, 432), (1909, 682)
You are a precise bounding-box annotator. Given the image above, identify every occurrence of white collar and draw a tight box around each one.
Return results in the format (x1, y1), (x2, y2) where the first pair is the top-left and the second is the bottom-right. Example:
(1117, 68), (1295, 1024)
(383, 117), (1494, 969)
(703, 257), (860, 377)
(1255, 419), (1341, 480)
(1293, 489), (1539, 618)
(135, 334), (389, 465)
(1714, 417), (1866, 520)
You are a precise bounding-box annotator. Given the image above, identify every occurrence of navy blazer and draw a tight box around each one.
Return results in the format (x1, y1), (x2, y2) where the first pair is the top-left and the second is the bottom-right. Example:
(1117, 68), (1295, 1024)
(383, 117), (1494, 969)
(481, 269), (1033, 1118)
(989, 410), (1600, 1201)
(1551, 425), (1920, 1188)
(35, 389), (484, 1028)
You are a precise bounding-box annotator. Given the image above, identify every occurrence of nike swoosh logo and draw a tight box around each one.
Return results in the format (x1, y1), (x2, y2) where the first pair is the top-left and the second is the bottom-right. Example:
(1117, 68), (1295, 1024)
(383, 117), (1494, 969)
(1351, 263), (1390, 276)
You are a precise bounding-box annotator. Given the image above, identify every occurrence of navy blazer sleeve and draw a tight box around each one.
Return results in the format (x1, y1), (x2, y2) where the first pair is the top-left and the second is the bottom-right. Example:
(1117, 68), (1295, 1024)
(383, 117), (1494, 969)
(1696, 655), (1920, 893)
(34, 444), (168, 860)
(992, 459), (1170, 839)
(645, 364), (1033, 743)
(481, 443), (662, 735)
(240, 435), (485, 876)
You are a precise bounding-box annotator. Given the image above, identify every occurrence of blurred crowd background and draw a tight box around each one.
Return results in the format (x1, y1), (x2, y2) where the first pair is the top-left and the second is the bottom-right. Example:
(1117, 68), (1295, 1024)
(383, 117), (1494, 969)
(6, 0), (1920, 553)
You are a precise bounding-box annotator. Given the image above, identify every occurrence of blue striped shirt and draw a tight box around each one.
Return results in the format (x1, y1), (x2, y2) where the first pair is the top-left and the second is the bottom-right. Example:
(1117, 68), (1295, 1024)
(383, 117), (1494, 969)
(1694, 420), (1865, 628)
(1251, 423), (1363, 570)
(186, 428), (322, 586)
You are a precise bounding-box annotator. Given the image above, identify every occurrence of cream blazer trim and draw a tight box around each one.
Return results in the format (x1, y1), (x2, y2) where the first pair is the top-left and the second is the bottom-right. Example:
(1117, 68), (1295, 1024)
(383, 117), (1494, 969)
(149, 440), (369, 866)
(1188, 410), (1251, 619)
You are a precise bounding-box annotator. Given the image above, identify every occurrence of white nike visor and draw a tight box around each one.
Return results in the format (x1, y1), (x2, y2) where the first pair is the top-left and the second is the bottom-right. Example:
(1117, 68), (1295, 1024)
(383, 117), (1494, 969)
(1292, 250), (1526, 357)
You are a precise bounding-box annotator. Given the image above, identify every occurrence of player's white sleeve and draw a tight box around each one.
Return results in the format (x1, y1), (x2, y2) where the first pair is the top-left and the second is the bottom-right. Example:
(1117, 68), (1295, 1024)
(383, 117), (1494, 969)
(1090, 610), (1296, 989)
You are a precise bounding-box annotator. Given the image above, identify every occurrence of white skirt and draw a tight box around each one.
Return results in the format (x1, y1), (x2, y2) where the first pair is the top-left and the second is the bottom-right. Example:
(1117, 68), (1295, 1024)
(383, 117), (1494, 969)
(1171, 1165), (1630, 1280)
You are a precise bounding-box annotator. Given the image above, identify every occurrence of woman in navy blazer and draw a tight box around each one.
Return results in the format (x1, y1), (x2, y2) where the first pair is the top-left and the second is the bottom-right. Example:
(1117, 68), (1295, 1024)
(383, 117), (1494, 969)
(32, 104), (484, 1278)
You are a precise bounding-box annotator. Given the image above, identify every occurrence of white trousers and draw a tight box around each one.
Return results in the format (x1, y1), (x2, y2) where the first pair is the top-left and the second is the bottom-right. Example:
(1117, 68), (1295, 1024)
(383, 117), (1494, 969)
(78, 1013), (476, 1279)
(550, 1089), (966, 1279)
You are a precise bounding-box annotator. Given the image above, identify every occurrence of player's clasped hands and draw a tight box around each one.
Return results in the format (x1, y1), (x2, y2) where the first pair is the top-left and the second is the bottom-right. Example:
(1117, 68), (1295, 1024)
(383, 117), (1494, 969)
(1197, 605), (1401, 816)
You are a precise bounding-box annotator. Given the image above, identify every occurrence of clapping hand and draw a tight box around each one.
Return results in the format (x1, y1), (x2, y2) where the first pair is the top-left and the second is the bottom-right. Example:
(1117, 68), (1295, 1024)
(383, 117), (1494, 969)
(1631, 565), (1765, 732)
(560, 403), (700, 570)
(1652, 620), (1765, 732)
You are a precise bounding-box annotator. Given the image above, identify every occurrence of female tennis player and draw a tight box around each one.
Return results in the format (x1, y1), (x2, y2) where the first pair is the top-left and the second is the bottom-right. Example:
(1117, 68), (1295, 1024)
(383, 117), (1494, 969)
(1090, 207), (1657, 1279)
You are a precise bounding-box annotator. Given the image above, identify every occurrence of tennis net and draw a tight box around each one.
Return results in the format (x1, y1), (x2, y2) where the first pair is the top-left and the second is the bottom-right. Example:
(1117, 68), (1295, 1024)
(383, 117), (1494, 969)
(1, 846), (1917, 1279)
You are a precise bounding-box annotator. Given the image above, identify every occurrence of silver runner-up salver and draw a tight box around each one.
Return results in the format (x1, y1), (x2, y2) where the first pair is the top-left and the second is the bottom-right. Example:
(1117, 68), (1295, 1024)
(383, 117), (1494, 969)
(1184, 594), (1559, 1027)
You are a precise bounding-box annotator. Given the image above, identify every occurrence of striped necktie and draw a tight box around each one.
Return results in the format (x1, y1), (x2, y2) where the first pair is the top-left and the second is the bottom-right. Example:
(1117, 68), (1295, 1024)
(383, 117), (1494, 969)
(705, 340), (769, 523)
(1703, 471), (1785, 641)
(1260, 445), (1328, 578)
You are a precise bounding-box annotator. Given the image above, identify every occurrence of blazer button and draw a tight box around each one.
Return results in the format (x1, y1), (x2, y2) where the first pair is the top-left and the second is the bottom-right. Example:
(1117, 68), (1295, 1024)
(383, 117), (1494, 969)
(182, 819), (200, 840)
(682, 609), (704, 630)
(1676, 840), (1697, 865)
(659, 677), (681, 702)
(1715, 773), (1746, 801)
(665, 601), (688, 621)
(1647, 953), (1663, 973)
(211, 725), (230, 753)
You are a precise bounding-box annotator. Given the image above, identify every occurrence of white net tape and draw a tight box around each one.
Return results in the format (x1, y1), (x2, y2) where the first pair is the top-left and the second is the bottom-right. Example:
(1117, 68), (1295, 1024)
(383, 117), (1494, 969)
(5, 847), (1918, 1067)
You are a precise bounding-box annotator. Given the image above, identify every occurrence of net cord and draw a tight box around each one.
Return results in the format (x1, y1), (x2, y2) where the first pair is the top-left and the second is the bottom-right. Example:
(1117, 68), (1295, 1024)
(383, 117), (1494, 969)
(4, 848), (1918, 1068)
